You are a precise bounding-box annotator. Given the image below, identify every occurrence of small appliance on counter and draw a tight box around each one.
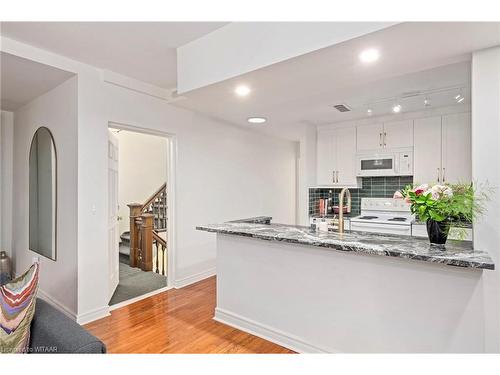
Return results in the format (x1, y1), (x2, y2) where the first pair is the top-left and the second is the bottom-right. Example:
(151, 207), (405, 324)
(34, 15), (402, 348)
(350, 198), (414, 236)
(309, 216), (351, 232)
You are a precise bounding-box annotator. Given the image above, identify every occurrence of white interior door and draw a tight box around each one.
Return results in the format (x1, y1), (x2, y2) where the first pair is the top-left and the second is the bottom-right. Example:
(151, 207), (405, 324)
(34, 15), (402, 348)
(414, 116), (442, 184)
(108, 131), (120, 301)
(441, 112), (472, 184)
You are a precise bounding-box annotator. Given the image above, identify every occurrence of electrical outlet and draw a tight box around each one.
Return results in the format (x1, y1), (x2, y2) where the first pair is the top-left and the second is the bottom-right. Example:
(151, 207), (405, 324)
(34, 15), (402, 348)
(33, 256), (40, 264)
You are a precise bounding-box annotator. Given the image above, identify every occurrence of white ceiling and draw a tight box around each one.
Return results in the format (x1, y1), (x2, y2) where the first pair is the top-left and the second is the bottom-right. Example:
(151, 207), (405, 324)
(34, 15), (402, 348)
(173, 22), (500, 140)
(0, 22), (227, 88)
(2, 22), (499, 140)
(1, 52), (75, 111)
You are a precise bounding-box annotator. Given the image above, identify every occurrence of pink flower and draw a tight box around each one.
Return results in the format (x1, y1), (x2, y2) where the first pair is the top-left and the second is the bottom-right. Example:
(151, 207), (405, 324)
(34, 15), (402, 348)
(413, 184), (429, 196)
(393, 191), (404, 199)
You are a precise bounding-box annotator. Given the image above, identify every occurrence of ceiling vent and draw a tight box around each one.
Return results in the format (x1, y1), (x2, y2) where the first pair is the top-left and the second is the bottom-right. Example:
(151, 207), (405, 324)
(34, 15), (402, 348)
(332, 103), (352, 112)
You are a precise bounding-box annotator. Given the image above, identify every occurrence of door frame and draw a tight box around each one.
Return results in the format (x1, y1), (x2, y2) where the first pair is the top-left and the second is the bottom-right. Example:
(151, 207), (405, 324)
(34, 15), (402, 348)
(107, 121), (177, 289)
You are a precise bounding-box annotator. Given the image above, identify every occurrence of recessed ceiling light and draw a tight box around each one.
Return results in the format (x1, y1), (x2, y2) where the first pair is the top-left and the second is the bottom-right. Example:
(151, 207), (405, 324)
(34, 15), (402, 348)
(359, 48), (380, 63)
(247, 117), (267, 124)
(457, 96), (465, 103)
(392, 104), (402, 113)
(455, 94), (461, 100)
(235, 85), (251, 97)
(367, 108), (373, 116)
(424, 97), (431, 107)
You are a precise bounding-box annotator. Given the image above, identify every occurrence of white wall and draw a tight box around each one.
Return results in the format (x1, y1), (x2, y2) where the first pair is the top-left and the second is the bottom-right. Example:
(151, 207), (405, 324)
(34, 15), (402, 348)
(12, 77), (78, 316)
(114, 130), (168, 235)
(471, 46), (500, 352)
(1, 110), (14, 258)
(0, 36), (298, 323)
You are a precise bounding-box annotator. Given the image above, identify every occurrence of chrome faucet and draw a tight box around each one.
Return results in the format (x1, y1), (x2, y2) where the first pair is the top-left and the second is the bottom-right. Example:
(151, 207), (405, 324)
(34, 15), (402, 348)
(337, 187), (351, 233)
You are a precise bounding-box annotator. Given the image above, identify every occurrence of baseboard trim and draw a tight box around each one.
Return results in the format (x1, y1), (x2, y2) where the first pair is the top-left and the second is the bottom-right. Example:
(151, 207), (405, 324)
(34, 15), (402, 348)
(76, 306), (110, 325)
(109, 286), (172, 311)
(174, 267), (216, 289)
(37, 289), (77, 321)
(214, 308), (330, 353)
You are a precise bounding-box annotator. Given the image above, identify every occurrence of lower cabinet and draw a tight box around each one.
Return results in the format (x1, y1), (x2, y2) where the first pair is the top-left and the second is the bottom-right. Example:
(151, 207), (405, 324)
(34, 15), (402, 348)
(411, 223), (473, 241)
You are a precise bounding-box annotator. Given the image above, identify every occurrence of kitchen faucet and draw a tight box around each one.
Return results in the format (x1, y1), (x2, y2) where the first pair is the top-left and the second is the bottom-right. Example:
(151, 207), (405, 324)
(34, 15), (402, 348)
(337, 187), (352, 233)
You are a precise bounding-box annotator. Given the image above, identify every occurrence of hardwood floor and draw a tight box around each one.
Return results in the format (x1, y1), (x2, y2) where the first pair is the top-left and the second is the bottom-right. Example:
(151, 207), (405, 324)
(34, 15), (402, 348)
(85, 276), (294, 353)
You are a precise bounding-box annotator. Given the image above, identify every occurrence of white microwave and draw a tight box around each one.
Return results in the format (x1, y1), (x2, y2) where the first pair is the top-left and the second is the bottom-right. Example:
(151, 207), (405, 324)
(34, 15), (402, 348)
(356, 150), (413, 177)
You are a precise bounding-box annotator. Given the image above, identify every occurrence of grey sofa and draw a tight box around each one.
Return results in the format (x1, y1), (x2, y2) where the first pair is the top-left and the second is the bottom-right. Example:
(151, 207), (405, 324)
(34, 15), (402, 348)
(29, 298), (106, 353)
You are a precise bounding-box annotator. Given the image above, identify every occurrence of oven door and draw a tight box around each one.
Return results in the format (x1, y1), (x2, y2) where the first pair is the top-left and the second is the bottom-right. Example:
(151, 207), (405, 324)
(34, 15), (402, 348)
(357, 154), (396, 177)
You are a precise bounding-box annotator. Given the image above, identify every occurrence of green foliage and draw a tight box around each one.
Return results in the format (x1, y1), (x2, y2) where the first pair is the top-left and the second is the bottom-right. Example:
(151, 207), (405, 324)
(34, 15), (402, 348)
(401, 183), (489, 225)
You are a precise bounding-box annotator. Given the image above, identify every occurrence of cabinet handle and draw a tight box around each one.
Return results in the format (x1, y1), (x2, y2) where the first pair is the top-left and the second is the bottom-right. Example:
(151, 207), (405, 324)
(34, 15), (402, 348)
(442, 168), (446, 183)
(437, 168), (440, 182)
(383, 132), (387, 147)
(379, 133), (382, 147)
(332, 171), (336, 184)
(336, 171), (339, 183)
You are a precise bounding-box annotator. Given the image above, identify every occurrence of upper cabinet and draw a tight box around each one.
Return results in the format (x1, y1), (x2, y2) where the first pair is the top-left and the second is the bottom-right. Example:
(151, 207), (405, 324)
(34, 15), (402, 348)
(317, 126), (357, 187)
(383, 120), (414, 149)
(414, 113), (471, 184)
(356, 123), (383, 151)
(315, 111), (471, 188)
(357, 120), (413, 152)
(413, 116), (442, 184)
(441, 113), (472, 184)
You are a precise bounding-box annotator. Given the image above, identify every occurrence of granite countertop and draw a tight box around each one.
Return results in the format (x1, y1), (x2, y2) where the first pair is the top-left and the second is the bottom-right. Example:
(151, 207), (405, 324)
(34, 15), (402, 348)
(196, 218), (494, 270)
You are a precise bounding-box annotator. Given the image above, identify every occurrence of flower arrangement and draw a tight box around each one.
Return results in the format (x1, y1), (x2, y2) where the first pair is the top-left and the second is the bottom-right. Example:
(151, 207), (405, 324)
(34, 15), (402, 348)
(396, 183), (489, 244)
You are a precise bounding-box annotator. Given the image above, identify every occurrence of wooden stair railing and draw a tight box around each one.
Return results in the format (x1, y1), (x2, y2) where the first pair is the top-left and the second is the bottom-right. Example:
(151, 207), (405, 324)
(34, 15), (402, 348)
(142, 182), (167, 232)
(152, 231), (167, 275)
(127, 183), (167, 274)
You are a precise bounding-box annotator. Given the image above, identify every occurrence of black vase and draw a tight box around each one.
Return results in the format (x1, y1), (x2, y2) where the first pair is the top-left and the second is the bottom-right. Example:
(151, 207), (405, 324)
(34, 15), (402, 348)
(426, 219), (450, 246)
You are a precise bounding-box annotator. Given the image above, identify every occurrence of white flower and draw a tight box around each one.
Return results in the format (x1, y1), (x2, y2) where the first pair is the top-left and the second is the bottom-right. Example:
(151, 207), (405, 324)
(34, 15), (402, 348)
(393, 191), (404, 199)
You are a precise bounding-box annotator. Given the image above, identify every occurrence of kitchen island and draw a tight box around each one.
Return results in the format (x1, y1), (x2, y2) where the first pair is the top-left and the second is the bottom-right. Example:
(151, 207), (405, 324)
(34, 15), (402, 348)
(197, 217), (495, 353)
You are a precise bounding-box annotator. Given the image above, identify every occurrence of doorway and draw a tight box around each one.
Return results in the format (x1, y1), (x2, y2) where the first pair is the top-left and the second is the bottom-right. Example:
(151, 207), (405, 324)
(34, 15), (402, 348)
(107, 123), (175, 308)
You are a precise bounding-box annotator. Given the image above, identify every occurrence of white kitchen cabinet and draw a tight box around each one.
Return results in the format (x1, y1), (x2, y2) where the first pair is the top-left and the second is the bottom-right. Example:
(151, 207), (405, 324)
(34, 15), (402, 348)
(335, 127), (358, 186)
(414, 116), (442, 184)
(316, 130), (337, 185)
(441, 112), (472, 184)
(316, 126), (357, 186)
(357, 123), (383, 151)
(383, 120), (414, 149)
(414, 113), (471, 185)
(357, 120), (413, 151)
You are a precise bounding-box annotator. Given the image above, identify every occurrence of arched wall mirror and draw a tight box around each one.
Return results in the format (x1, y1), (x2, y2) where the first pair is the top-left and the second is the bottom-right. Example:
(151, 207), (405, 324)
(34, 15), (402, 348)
(29, 127), (57, 260)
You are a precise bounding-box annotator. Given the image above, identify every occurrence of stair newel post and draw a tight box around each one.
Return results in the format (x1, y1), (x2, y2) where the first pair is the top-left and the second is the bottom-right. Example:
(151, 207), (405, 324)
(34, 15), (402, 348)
(128, 203), (143, 268)
(140, 213), (154, 272)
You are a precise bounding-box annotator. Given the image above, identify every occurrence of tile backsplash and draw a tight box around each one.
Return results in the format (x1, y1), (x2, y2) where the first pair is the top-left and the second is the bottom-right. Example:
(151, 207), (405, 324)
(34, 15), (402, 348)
(309, 176), (413, 217)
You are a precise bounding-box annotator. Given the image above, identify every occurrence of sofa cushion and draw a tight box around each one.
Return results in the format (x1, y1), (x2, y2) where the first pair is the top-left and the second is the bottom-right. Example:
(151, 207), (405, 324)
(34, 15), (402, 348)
(0, 263), (39, 353)
(30, 298), (106, 354)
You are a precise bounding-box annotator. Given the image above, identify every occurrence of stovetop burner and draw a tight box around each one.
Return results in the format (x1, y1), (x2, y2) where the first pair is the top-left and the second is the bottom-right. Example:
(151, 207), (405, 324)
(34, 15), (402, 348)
(358, 216), (379, 220)
(388, 217), (408, 222)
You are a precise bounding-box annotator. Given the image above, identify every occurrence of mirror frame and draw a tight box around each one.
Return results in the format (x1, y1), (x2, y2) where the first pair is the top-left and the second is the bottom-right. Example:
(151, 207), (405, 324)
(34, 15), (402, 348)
(29, 126), (58, 261)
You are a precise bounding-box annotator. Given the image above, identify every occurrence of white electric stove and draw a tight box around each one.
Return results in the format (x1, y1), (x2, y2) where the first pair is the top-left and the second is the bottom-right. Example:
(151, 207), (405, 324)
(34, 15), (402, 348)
(350, 198), (414, 236)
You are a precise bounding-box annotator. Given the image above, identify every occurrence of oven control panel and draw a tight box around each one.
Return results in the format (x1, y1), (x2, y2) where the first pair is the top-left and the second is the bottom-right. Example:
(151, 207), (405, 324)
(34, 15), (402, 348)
(360, 198), (410, 212)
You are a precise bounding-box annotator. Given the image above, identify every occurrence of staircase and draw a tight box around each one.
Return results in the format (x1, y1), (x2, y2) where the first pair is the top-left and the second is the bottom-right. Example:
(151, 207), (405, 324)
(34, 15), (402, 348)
(125, 183), (168, 276)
